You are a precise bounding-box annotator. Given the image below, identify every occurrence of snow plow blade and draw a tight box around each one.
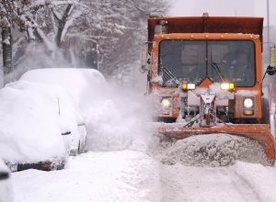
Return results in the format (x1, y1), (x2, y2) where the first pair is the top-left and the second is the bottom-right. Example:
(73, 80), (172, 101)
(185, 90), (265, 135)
(156, 124), (276, 162)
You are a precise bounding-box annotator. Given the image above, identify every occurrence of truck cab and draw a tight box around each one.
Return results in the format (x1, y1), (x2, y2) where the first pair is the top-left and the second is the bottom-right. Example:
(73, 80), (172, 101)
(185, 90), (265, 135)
(142, 15), (265, 124)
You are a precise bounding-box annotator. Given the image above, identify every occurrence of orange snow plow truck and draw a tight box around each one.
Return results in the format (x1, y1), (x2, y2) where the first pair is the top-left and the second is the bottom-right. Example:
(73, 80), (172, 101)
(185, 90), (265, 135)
(141, 14), (276, 163)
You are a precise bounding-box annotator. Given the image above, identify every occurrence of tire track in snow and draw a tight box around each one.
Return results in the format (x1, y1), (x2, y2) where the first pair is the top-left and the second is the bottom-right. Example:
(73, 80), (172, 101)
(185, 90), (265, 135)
(160, 165), (265, 202)
(220, 168), (262, 202)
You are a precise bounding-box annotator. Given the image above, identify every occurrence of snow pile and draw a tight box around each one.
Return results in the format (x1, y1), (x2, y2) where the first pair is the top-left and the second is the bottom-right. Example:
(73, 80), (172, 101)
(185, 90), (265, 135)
(151, 133), (269, 167)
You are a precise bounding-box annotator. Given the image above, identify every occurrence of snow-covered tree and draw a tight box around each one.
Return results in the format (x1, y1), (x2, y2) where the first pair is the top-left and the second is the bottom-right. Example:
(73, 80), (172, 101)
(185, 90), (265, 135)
(66, 0), (169, 79)
(2, 0), (169, 84)
(0, 0), (33, 77)
(0, 0), (71, 82)
(3, 0), (84, 82)
(27, 0), (169, 75)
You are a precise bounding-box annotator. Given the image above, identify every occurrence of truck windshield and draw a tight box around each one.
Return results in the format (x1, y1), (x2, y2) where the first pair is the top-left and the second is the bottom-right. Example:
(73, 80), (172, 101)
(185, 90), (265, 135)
(159, 40), (256, 87)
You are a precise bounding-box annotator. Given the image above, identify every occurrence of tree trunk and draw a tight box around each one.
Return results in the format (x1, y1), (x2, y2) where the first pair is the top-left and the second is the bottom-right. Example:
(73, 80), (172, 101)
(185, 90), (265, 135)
(56, 4), (73, 48)
(2, 27), (13, 76)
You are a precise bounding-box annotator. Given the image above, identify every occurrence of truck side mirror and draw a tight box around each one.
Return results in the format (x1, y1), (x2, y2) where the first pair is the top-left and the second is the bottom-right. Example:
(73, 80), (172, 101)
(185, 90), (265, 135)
(266, 65), (276, 76)
(140, 43), (150, 73)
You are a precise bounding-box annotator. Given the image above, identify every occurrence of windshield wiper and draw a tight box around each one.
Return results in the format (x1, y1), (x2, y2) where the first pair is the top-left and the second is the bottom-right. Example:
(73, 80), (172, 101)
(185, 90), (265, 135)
(211, 63), (226, 82)
(160, 66), (181, 85)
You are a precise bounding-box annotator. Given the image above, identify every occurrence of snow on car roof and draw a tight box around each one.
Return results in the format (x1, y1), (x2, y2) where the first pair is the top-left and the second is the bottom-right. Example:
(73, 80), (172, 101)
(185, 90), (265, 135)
(20, 68), (106, 107)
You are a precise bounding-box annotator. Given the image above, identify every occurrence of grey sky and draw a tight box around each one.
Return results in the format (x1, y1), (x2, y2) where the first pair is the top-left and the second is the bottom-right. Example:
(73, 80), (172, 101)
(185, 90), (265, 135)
(169, 0), (276, 26)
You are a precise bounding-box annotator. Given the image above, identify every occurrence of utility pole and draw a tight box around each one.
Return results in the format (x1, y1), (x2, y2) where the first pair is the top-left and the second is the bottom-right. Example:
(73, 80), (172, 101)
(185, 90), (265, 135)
(267, 0), (270, 42)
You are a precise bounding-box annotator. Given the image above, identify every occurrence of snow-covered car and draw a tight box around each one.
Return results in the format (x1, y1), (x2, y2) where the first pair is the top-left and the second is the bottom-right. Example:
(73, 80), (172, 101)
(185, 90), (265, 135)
(0, 159), (12, 202)
(20, 68), (106, 155)
(0, 81), (69, 172)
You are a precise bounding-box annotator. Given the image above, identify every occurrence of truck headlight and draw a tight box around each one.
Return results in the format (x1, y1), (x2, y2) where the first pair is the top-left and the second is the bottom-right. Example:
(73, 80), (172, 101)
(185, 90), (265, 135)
(161, 98), (171, 108)
(160, 97), (172, 116)
(243, 98), (254, 108)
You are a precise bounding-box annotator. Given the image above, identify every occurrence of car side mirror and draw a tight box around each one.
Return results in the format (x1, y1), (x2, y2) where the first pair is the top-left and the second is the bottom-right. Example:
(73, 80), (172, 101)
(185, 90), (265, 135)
(140, 43), (151, 73)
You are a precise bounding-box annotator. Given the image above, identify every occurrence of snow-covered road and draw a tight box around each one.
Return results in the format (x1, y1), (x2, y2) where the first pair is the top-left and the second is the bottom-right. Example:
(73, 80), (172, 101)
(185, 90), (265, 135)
(11, 150), (276, 202)
(161, 162), (276, 202)
(11, 151), (161, 202)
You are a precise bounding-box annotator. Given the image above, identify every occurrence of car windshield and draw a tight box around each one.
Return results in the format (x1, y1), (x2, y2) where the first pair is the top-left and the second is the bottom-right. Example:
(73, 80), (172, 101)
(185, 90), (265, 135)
(158, 40), (256, 87)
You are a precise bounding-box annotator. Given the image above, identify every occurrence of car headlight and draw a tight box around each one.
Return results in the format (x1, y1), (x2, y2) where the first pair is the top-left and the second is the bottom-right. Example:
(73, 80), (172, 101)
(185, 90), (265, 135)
(244, 98), (254, 108)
